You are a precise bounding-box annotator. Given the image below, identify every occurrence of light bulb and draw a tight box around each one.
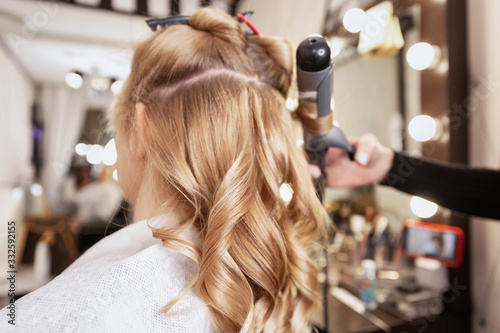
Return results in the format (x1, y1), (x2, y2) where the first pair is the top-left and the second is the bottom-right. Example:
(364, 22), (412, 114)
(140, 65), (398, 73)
(410, 196), (438, 218)
(75, 143), (88, 156)
(103, 139), (117, 166)
(30, 183), (43, 196)
(65, 72), (83, 89)
(330, 38), (343, 58)
(90, 77), (110, 92)
(86, 144), (104, 165)
(407, 43), (440, 70)
(111, 80), (124, 95)
(408, 115), (437, 142)
(343, 8), (366, 33)
(12, 187), (24, 200)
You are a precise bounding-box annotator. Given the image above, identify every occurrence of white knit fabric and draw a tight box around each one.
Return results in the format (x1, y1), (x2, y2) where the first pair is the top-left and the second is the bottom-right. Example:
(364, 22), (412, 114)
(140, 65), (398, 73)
(0, 215), (215, 333)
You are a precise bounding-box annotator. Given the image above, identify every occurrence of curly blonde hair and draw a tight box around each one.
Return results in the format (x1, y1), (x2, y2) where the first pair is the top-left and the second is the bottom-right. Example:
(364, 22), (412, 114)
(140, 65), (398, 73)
(109, 7), (325, 333)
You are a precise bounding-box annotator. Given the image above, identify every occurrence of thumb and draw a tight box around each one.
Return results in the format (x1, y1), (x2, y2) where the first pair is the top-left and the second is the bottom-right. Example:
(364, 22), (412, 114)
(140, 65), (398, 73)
(354, 134), (377, 166)
(309, 164), (322, 179)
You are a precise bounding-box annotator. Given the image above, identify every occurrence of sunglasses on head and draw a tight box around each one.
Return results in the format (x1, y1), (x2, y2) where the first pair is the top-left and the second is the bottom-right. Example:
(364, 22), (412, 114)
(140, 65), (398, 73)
(146, 11), (260, 36)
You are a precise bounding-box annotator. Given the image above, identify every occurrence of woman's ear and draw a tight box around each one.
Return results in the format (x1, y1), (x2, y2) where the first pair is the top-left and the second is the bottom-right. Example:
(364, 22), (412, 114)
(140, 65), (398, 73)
(135, 102), (147, 160)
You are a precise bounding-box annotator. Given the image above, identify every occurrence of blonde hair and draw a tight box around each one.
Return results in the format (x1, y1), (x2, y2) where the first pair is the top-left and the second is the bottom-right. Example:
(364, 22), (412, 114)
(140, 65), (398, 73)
(109, 7), (324, 333)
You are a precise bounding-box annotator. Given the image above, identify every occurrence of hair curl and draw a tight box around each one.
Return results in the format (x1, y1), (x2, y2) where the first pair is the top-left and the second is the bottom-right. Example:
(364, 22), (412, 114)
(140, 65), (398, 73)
(109, 7), (325, 333)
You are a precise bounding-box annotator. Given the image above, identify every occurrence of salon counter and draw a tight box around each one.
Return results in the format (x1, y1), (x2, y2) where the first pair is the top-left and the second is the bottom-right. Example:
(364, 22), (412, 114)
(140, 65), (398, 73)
(312, 286), (405, 333)
(313, 286), (471, 333)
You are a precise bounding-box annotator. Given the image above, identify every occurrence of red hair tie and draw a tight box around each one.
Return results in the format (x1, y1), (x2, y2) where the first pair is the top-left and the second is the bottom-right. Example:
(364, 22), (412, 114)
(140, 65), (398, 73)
(237, 13), (261, 36)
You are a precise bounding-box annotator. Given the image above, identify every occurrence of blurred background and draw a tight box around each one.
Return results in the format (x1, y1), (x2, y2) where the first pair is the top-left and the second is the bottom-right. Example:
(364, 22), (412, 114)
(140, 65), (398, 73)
(0, 0), (498, 332)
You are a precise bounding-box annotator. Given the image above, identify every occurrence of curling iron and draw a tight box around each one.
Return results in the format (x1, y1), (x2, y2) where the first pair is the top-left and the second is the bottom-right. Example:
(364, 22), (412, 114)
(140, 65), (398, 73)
(296, 37), (356, 332)
(296, 35), (355, 176)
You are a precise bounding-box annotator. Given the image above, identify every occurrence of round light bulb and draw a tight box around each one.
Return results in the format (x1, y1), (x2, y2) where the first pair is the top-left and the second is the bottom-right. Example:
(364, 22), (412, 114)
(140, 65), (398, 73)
(90, 77), (110, 92)
(86, 144), (104, 165)
(407, 43), (436, 70)
(410, 196), (438, 218)
(343, 8), (366, 33)
(30, 183), (43, 197)
(112, 169), (118, 181)
(111, 80), (124, 95)
(12, 187), (24, 200)
(65, 72), (83, 89)
(408, 115), (437, 142)
(103, 139), (117, 166)
(75, 143), (89, 156)
(330, 39), (342, 58)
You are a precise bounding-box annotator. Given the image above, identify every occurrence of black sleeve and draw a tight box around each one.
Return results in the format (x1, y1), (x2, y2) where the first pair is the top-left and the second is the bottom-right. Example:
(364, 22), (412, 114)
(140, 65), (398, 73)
(380, 151), (500, 220)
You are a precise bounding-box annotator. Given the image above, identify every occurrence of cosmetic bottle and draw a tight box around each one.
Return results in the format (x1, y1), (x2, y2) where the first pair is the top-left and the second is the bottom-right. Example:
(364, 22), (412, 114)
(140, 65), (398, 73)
(360, 259), (377, 310)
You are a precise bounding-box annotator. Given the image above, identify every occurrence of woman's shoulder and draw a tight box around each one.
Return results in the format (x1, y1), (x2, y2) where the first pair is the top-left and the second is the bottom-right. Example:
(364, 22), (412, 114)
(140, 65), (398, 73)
(0, 217), (214, 332)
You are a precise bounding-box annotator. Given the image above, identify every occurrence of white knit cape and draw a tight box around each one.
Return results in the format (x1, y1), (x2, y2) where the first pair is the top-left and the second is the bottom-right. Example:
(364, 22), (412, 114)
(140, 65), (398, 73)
(0, 215), (215, 333)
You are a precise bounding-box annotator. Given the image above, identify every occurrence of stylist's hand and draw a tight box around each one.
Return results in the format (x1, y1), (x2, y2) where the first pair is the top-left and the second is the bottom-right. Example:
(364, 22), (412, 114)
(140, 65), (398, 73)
(310, 134), (395, 188)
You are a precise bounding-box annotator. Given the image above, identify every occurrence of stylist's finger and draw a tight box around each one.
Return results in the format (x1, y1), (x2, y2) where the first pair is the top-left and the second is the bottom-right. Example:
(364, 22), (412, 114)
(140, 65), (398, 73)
(326, 145), (346, 165)
(346, 136), (358, 145)
(309, 164), (321, 179)
(354, 134), (377, 166)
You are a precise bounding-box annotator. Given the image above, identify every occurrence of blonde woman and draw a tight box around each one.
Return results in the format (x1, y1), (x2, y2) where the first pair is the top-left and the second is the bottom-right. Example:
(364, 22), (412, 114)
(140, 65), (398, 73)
(1, 7), (324, 333)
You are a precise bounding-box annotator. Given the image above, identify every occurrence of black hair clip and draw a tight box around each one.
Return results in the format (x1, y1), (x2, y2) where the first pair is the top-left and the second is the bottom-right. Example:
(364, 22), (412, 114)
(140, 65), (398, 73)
(146, 11), (260, 36)
(146, 16), (190, 31)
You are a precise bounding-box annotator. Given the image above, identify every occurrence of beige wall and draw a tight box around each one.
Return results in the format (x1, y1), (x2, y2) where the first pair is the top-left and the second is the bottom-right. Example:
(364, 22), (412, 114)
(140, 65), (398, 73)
(238, 0), (328, 47)
(0, 44), (33, 284)
(0, 44), (34, 186)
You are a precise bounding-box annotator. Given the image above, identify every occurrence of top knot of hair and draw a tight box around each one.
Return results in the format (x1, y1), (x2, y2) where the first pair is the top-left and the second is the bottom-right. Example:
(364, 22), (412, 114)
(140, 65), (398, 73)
(189, 7), (246, 49)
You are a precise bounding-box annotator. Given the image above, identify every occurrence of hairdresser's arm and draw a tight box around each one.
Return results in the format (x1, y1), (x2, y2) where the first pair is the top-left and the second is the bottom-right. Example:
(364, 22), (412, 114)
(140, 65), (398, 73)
(321, 134), (500, 220)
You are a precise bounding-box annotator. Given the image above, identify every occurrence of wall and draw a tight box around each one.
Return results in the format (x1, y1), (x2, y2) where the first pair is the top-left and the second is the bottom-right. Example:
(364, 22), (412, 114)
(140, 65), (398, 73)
(0, 43), (34, 187)
(0, 43), (34, 284)
(467, 0), (500, 332)
(238, 0), (328, 47)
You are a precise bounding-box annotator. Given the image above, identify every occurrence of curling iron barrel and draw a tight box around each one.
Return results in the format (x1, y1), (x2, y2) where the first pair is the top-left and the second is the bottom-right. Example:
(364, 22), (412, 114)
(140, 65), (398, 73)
(296, 36), (334, 120)
(296, 35), (355, 174)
